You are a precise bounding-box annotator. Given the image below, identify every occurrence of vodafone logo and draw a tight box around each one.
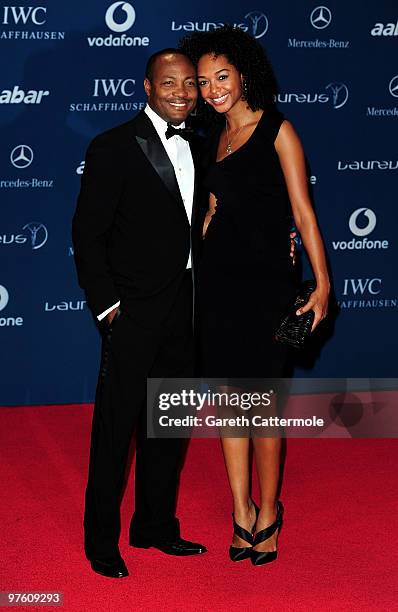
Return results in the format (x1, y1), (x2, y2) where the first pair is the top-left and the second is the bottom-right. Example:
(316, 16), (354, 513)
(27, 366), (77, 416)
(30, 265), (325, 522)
(105, 2), (135, 32)
(349, 208), (376, 237)
(0, 285), (9, 311)
(87, 2), (148, 47)
(332, 207), (388, 251)
(0, 285), (24, 326)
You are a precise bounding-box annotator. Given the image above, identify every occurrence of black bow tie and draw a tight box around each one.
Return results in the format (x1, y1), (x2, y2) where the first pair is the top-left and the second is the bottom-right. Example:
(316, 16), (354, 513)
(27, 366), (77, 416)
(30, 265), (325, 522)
(165, 123), (194, 141)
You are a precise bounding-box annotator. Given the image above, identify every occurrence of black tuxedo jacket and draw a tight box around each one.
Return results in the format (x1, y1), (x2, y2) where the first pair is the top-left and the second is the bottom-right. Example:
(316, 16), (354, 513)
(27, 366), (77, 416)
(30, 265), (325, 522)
(72, 110), (204, 327)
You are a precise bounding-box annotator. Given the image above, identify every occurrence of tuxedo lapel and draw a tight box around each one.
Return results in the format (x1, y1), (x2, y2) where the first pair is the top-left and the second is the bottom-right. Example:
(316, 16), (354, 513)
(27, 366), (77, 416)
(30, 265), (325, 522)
(133, 111), (186, 217)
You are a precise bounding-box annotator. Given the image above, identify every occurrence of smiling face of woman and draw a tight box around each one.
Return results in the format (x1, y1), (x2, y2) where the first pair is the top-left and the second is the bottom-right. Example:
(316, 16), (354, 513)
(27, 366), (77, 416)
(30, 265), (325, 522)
(197, 53), (243, 113)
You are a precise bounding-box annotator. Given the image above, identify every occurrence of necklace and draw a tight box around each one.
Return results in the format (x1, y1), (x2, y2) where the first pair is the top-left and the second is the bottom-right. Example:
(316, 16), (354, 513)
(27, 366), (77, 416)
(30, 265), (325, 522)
(225, 120), (250, 155)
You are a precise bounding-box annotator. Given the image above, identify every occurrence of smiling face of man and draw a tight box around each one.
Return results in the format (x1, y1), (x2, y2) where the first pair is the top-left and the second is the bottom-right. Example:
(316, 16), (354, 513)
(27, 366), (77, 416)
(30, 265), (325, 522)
(144, 53), (198, 125)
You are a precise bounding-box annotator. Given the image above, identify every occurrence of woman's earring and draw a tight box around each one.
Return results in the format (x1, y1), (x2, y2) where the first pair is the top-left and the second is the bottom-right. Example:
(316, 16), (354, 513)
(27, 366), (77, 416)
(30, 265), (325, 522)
(241, 79), (248, 101)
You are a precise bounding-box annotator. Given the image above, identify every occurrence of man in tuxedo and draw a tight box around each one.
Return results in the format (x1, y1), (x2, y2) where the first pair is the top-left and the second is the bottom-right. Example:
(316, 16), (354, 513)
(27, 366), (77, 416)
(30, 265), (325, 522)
(72, 49), (206, 578)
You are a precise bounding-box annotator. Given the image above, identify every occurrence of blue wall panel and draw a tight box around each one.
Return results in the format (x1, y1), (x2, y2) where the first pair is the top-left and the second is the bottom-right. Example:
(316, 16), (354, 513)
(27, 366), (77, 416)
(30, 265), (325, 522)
(1, 1), (396, 404)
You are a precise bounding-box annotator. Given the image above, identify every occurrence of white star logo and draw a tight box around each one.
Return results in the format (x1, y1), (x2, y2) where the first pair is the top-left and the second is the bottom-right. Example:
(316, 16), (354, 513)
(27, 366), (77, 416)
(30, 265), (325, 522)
(310, 6), (332, 30)
(10, 145), (34, 169)
(388, 75), (398, 98)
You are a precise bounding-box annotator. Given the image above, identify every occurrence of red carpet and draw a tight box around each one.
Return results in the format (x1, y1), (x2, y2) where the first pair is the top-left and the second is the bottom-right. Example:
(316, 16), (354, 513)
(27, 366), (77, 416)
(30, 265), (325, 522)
(1, 404), (397, 611)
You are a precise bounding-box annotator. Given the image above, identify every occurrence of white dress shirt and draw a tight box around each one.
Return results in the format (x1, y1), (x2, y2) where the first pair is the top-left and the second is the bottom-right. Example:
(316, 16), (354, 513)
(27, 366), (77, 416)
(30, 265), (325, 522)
(97, 104), (195, 321)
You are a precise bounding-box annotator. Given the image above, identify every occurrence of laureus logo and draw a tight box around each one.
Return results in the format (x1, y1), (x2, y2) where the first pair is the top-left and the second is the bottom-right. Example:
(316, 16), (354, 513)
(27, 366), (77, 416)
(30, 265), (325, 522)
(278, 82), (348, 109)
(171, 10), (269, 39)
(325, 82), (349, 109)
(22, 222), (48, 249)
(244, 11), (268, 39)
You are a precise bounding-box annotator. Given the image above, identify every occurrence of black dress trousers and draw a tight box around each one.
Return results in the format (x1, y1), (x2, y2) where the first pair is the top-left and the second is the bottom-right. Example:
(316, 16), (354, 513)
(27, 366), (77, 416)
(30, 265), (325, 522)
(84, 272), (194, 559)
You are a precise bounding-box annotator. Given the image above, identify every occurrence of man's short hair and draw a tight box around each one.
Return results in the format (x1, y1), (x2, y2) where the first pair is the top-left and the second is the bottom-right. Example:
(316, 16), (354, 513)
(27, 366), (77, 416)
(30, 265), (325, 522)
(145, 48), (190, 82)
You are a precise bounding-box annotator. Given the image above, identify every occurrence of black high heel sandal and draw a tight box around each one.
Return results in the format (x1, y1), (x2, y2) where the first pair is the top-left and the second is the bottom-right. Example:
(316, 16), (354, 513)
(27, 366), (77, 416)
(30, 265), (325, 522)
(229, 502), (259, 562)
(251, 501), (283, 566)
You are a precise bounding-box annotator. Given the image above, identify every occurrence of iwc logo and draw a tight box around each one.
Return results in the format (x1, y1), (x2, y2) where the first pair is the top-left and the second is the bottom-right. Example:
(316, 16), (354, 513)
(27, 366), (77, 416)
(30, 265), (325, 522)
(339, 278), (397, 310)
(69, 77), (145, 113)
(0, 5), (65, 41)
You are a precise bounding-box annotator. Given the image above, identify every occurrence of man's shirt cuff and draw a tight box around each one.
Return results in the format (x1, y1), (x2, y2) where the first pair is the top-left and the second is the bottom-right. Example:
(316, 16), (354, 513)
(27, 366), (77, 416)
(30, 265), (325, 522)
(97, 301), (120, 321)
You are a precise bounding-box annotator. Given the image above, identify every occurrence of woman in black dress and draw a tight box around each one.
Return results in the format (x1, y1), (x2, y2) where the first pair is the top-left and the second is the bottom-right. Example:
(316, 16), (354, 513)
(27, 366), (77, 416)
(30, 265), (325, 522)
(180, 27), (330, 565)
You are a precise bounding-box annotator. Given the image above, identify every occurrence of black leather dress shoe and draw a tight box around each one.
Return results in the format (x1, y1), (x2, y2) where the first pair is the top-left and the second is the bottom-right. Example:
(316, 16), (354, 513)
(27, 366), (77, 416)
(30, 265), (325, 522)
(130, 536), (207, 556)
(90, 555), (129, 578)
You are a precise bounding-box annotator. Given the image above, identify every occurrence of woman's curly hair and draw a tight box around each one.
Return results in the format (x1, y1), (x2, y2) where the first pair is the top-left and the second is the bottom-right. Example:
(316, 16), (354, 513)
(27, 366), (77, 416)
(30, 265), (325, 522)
(178, 25), (278, 120)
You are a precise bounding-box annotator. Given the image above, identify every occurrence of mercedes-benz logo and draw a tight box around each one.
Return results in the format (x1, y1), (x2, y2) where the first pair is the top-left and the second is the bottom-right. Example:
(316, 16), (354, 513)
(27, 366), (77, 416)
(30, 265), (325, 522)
(325, 82), (349, 109)
(389, 75), (398, 98)
(10, 145), (34, 169)
(244, 11), (269, 39)
(22, 222), (48, 250)
(310, 6), (332, 29)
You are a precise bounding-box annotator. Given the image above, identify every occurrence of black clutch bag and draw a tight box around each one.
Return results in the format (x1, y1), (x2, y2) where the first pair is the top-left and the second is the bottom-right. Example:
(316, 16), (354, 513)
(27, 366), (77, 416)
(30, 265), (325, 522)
(275, 280), (316, 349)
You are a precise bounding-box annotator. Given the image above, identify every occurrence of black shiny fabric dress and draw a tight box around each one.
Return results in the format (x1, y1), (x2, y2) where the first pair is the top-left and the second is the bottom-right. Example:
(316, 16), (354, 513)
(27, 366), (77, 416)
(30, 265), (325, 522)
(196, 110), (298, 381)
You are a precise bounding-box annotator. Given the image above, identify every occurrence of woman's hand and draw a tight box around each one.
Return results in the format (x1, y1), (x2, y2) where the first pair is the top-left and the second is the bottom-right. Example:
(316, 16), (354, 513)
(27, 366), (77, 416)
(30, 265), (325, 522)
(296, 285), (330, 332)
(275, 123), (330, 333)
(289, 230), (298, 265)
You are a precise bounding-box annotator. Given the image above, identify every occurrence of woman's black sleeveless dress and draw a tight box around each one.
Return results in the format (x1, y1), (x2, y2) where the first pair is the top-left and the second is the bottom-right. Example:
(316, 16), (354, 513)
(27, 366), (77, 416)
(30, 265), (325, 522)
(197, 110), (298, 380)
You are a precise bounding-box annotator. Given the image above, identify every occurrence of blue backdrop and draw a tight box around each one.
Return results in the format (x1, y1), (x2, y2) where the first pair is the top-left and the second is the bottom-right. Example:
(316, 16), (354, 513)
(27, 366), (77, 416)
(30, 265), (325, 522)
(1, 1), (397, 405)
